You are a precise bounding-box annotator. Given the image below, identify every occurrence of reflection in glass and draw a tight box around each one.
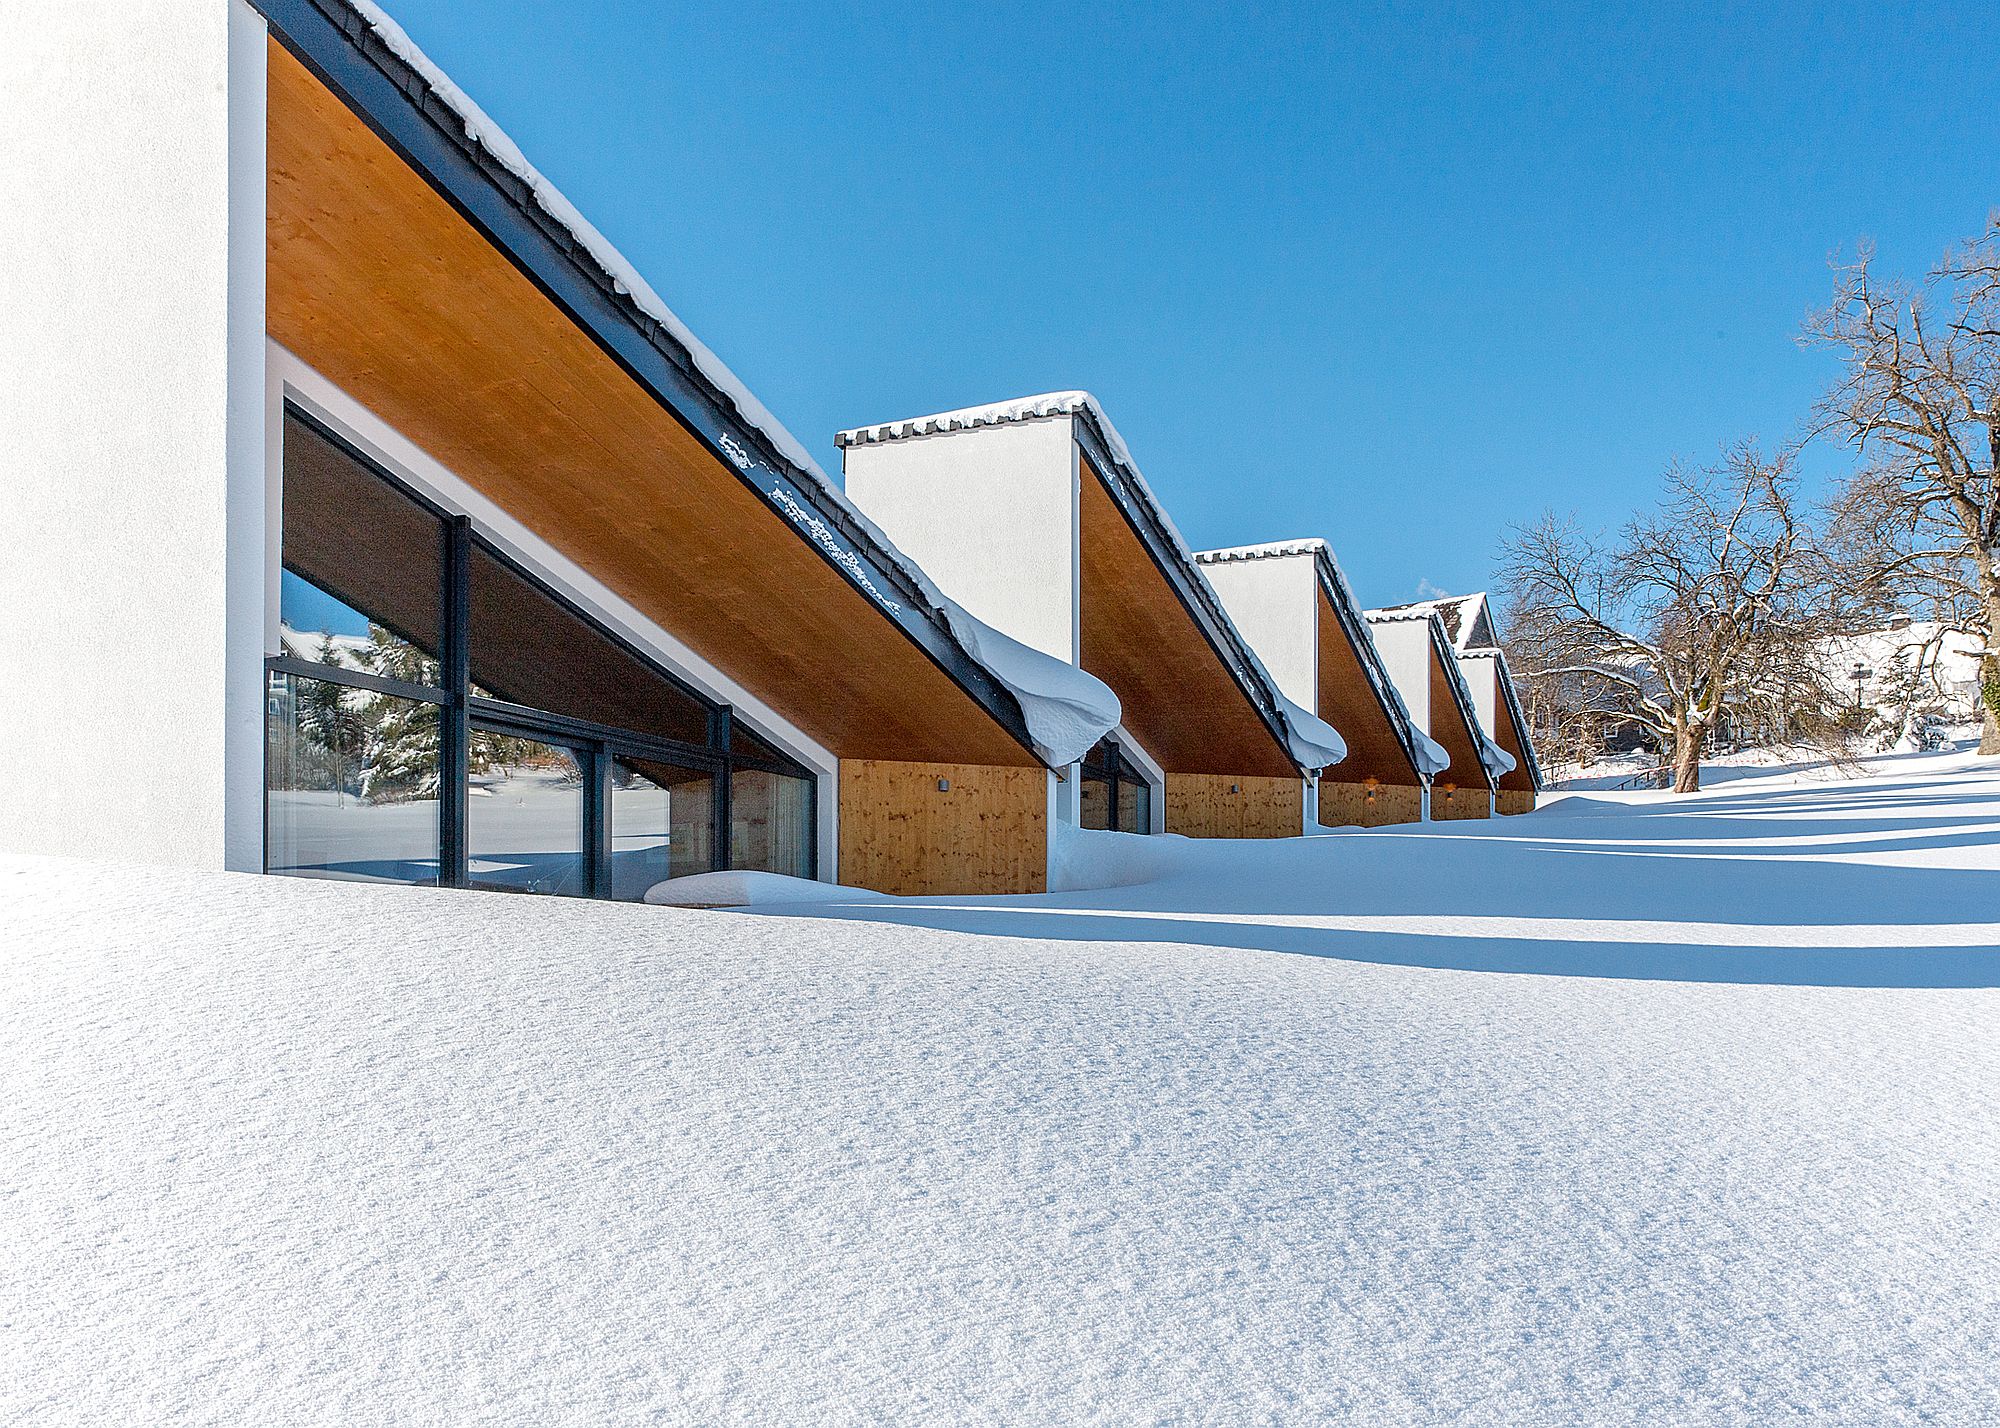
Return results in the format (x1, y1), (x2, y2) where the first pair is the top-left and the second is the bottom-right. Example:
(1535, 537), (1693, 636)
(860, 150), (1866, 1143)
(1079, 773), (1112, 831)
(1117, 776), (1151, 834)
(729, 767), (813, 880)
(469, 544), (709, 745)
(468, 735), (586, 896)
(266, 671), (441, 884)
(279, 411), (444, 686)
(609, 757), (715, 900)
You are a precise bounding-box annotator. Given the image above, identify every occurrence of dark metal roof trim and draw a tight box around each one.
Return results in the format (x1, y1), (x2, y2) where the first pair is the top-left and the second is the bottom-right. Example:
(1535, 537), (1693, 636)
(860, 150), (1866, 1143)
(1068, 415), (1307, 776)
(1305, 547), (1431, 785)
(253, 0), (1041, 761)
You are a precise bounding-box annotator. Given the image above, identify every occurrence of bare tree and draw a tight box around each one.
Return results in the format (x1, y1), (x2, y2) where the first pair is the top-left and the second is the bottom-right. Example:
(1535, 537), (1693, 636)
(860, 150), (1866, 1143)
(1499, 445), (1855, 792)
(1804, 218), (2000, 753)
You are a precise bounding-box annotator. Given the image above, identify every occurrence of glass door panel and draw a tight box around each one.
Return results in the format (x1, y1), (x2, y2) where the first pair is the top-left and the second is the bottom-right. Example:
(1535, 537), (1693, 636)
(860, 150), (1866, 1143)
(609, 756), (715, 901)
(468, 732), (587, 896)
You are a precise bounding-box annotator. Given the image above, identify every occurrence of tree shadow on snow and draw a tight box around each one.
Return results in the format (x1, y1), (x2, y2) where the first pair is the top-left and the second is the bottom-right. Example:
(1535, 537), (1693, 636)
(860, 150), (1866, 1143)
(760, 785), (2000, 987)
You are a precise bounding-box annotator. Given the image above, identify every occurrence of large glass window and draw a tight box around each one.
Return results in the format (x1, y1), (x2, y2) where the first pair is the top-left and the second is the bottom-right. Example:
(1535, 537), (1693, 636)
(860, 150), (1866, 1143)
(267, 403), (818, 899)
(610, 757), (715, 900)
(1077, 739), (1154, 835)
(469, 544), (710, 747)
(730, 767), (814, 880)
(266, 670), (441, 883)
(279, 410), (443, 686)
(468, 732), (588, 896)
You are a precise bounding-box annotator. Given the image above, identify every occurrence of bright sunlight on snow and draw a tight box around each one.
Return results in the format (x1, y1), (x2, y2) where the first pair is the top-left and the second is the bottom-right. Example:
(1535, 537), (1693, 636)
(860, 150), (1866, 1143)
(4, 749), (1998, 1424)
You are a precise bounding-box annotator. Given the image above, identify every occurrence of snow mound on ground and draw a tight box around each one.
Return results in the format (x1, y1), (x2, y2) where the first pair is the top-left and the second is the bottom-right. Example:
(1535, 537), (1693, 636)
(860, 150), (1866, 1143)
(6, 754), (2000, 1423)
(344, 1), (1117, 768)
(643, 870), (884, 908)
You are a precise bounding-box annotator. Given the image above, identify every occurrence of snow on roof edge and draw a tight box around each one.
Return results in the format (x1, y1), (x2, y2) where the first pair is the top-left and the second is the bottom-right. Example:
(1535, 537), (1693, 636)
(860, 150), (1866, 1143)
(340, 1), (1119, 767)
(839, 390), (1345, 770)
(1192, 540), (1328, 564)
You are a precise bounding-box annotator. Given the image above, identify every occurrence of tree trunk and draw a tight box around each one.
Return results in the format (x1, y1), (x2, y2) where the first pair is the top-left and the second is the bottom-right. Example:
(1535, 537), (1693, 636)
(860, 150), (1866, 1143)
(1980, 651), (2000, 756)
(1672, 723), (1705, 793)
(1982, 589), (2000, 756)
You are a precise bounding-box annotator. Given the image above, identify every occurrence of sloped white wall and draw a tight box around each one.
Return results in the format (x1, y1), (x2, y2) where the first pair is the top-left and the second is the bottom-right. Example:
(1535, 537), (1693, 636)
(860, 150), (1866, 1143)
(1367, 621), (1434, 733)
(1458, 652), (1502, 737)
(842, 418), (1080, 664)
(0, 0), (268, 869)
(1200, 554), (1319, 714)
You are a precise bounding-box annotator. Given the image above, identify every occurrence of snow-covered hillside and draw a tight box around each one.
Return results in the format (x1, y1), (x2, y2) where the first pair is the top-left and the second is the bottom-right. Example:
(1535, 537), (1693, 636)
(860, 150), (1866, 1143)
(4, 751), (1998, 1424)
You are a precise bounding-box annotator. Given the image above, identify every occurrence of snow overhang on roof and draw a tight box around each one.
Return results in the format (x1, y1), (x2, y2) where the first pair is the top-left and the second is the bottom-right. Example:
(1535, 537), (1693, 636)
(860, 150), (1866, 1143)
(840, 392), (1347, 773)
(1458, 648), (1544, 791)
(255, 0), (1118, 768)
(1363, 607), (1501, 789)
(1196, 541), (1445, 782)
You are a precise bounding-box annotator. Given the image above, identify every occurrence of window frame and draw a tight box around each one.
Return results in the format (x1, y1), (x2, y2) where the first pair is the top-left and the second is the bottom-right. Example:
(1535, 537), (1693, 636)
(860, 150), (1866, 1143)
(1078, 738), (1155, 835)
(266, 401), (817, 890)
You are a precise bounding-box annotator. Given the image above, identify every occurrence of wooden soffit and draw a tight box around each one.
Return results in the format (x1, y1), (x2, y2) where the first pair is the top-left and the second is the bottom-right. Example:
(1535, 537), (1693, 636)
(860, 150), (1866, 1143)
(1427, 647), (1489, 790)
(1314, 588), (1421, 786)
(264, 41), (1034, 767)
(1077, 458), (1293, 778)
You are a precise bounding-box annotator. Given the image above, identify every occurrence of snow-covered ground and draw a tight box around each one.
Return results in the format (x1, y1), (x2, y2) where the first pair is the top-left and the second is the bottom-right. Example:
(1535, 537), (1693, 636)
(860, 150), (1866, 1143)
(4, 750), (1999, 1423)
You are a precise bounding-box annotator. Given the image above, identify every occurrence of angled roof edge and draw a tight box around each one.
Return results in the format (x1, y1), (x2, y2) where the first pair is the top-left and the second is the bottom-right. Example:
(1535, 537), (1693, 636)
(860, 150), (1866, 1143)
(1064, 406), (1345, 773)
(1380, 591), (1494, 652)
(1363, 608), (1504, 790)
(1194, 540), (1440, 783)
(837, 390), (1345, 772)
(1457, 649), (1545, 790)
(256, 0), (1119, 767)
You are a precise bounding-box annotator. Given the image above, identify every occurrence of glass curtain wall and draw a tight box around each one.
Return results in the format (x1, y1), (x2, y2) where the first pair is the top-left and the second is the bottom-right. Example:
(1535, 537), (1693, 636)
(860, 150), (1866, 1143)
(267, 405), (816, 898)
(1077, 739), (1154, 834)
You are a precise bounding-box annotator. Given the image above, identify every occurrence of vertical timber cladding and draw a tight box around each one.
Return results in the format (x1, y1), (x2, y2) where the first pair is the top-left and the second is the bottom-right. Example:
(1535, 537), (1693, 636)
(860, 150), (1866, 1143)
(1318, 779), (1425, 829)
(1164, 774), (1304, 839)
(1496, 789), (1537, 817)
(837, 761), (1048, 895)
(1431, 782), (1490, 821)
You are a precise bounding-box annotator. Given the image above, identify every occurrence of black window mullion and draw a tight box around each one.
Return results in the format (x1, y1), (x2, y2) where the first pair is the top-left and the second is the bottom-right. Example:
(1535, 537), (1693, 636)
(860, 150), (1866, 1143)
(588, 740), (612, 900)
(713, 706), (734, 872)
(440, 516), (471, 888)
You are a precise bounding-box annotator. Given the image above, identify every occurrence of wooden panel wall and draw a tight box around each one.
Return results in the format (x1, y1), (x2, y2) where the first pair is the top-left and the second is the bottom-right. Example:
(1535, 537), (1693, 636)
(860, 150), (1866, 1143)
(1431, 782), (1492, 821)
(1318, 779), (1424, 829)
(1496, 789), (1537, 817)
(838, 760), (1047, 896)
(1164, 774), (1303, 839)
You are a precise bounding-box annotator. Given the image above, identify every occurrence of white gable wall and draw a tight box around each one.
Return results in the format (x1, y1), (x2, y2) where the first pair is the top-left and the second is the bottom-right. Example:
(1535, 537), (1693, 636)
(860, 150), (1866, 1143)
(1200, 555), (1320, 715)
(841, 418), (1080, 665)
(0, 0), (269, 871)
(1458, 652), (1501, 736)
(1367, 620), (1435, 733)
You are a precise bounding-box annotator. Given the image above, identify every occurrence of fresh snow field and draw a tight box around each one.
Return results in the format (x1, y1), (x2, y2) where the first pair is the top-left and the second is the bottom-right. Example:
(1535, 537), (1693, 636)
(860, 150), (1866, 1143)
(4, 750), (1998, 1425)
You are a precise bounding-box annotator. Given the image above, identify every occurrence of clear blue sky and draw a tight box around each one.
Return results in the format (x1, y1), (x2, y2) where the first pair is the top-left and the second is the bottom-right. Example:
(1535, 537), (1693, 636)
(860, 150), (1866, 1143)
(378, 1), (1996, 607)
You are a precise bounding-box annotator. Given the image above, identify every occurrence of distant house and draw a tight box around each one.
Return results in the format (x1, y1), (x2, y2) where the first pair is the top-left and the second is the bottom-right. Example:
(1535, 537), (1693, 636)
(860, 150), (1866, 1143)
(1378, 594), (1543, 814)
(1196, 542), (1447, 826)
(839, 394), (1345, 840)
(2, 0), (1120, 899)
(1362, 610), (1508, 819)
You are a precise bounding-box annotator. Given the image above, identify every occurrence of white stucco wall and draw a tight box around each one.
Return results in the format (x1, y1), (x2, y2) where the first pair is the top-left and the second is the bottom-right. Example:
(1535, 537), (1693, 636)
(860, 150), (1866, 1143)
(1199, 555), (1319, 714)
(1366, 620), (1434, 732)
(1457, 651), (1502, 736)
(841, 418), (1080, 664)
(0, 0), (267, 870)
